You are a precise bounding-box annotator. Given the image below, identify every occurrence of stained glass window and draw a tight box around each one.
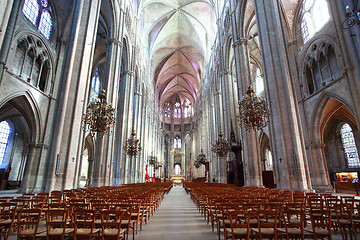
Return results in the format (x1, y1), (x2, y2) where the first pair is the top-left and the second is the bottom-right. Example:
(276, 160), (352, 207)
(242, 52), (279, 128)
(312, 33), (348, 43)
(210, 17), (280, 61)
(38, 10), (52, 40)
(174, 137), (181, 149)
(301, 0), (330, 44)
(174, 102), (181, 118)
(255, 68), (264, 96)
(23, 0), (39, 25)
(92, 68), (101, 94)
(22, 0), (53, 40)
(184, 102), (192, 118)
(164, 103), (171, 117)
(340, 123), (360, 168)
(0, 121), (11, 165)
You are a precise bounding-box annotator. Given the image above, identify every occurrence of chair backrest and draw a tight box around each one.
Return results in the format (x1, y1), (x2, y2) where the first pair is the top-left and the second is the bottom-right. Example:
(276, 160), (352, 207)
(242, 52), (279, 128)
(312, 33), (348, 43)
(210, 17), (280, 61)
(73, 209), (97, 237)
(17, 208), (43, 239)
(46, 209), (70, 239)
(254, 209), (278, 239)
(227, 210), (253, 240)
(101, 209), (123, 236)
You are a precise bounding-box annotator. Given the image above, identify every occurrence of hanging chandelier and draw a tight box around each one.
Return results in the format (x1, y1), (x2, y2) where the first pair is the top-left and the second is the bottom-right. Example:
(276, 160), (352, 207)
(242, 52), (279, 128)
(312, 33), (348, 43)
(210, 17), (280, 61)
(148, 154), (157, 165)
(194, 149), (207, 168)
(343, 1), (360, 29)
(124, 130), (141, 156)
(212, 132), (231, 158)
(238, 86), (270, 131)
(83, 90), (115, 138)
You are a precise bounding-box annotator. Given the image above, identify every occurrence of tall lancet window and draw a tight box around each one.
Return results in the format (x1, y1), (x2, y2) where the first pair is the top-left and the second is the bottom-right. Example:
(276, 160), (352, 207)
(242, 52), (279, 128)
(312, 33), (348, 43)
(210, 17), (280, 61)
(174, 136), (181, 149)
(300, 0), (330, 43)
(340, 123), (360, 168)
(92, 68), (101, 94)
(23, 0), (54, 40)
(0, 121), (11, 166)
(174, 101), (181, 118)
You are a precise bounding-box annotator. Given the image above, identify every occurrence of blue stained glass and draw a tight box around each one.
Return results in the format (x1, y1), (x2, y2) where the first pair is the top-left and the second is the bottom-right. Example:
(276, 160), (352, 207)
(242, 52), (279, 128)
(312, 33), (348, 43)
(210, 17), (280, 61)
(0, 121), (11, 165)
(38, 10), (52, 39)
(22, 0), (39, 25)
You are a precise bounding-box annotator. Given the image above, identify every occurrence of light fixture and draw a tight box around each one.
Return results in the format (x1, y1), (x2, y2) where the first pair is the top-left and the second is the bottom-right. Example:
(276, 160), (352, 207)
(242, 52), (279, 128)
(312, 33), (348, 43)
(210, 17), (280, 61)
(83, 90), (115, 138)
(212, 132), (231, 158)
(124, 130), (141, 156)
(148, 154), (157, 165)
(343, 1), (360, 29)
(238, 86), (270, 131)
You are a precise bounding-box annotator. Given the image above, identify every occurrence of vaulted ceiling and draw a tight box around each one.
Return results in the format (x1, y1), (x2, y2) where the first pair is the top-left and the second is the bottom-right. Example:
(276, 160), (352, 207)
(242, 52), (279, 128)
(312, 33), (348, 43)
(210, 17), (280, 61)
(141, 0), (217, 108)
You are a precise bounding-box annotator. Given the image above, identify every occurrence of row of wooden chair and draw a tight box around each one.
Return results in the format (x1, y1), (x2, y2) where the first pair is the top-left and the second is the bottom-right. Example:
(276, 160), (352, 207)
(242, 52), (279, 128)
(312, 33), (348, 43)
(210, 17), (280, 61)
(0, 182), (173, 240)
(184, 182), (360, 240)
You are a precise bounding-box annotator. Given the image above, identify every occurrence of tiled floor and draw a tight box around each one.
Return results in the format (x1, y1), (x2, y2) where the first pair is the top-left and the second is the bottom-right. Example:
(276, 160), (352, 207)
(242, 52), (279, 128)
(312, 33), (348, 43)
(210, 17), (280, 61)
(136, 185), (218, 240)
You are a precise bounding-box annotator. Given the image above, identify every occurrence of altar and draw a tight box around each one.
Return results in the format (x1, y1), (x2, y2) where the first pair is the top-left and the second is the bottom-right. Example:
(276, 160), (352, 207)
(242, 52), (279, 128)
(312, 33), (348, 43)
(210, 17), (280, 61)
(170, 175), (185, 184)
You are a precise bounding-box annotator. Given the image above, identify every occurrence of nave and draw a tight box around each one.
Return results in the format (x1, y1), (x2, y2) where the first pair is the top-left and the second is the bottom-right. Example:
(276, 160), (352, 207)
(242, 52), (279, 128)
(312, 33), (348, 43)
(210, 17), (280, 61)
(136, 185), (218, 240)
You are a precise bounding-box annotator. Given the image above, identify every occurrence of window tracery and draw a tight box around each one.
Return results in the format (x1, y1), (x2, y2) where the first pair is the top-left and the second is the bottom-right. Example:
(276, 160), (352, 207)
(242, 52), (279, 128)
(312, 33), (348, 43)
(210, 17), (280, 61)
(13, 35), (51, 92)
(300, 0), (330, 44)
(23, 0), (53, 40)
(303, 42), (339, 95)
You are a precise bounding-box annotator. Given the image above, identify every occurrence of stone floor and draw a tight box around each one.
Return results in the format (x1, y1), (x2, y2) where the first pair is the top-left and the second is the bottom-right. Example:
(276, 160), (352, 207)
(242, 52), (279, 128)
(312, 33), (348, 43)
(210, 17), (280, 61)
(136, 185), (218, 240)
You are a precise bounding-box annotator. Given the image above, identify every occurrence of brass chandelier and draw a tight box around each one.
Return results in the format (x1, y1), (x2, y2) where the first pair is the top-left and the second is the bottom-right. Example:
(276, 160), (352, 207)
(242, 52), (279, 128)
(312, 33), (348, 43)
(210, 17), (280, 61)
(83, 90), (115, 138)
(343, 1), (360, 29)
(238, 86), (270, 131)
(212, 132), (231, 158)
(124, 130), (141, 156)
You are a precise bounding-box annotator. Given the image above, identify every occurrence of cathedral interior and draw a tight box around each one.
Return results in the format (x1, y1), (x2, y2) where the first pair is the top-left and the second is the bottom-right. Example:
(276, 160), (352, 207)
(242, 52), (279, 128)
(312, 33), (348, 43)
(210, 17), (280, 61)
(0, 0), (360, 194)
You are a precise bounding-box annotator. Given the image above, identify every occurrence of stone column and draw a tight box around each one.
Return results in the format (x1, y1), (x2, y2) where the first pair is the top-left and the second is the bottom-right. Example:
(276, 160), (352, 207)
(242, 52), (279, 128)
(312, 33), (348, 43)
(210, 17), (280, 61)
(232, 37), (263, 187)
(46, 0), (101, 191)
(254, 0), (312, 190)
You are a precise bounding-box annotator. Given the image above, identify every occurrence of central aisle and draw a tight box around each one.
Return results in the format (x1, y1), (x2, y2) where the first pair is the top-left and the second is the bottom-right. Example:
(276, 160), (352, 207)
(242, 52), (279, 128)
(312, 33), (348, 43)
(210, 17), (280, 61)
(136, 184), (218, 240)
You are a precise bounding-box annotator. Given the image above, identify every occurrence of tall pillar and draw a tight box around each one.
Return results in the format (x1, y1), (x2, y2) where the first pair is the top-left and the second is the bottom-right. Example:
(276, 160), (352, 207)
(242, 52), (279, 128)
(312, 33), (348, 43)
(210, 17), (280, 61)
(254, 0), (312, 190)
(230, 13), (263, 187)
(46, 0), (101, 191)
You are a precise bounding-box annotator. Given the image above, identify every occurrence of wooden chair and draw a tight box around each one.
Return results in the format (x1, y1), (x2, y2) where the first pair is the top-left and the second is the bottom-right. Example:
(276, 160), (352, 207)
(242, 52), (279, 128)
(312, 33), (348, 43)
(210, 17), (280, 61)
(46, 209), (74, 240)
(334, 203), (357, 240)
(73, 209), (100, 240)
(101, 209), (126, 240)
(17, 208), (46, 240)
(0, 202), (18, 240)
(224, 210), (253, 240)
(251, 209), (278, 239)
(305, 207), (332, 240)
(277, 202), (308, 240)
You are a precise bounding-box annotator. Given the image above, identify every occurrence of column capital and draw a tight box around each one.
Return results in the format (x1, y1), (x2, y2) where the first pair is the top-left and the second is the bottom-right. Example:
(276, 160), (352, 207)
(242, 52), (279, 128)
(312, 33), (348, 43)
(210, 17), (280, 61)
(233, 38), (249, 47)
(125, 70), (135, 76)
(221, 69), (232, 76)
(106, 38), (122, 46)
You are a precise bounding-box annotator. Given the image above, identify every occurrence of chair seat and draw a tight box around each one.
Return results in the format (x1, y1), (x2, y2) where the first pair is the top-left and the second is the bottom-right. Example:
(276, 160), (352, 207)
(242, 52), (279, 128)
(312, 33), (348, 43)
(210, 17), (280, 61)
(19, 227), (47, 235)
(304, 227), (330, 236)
(252, 227), (275, 235)
(278, 227), (301, 235)
(225, 227), (248, 236)
(0, 219), (12, 225)
(103, 228), (127, 236)
(48, 228), (74, 235)
(76, 228), (100, 235)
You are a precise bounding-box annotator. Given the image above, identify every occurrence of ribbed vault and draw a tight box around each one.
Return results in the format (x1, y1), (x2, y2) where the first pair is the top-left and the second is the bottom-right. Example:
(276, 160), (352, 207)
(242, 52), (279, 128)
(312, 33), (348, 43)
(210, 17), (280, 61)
(142, 0), (217, 113)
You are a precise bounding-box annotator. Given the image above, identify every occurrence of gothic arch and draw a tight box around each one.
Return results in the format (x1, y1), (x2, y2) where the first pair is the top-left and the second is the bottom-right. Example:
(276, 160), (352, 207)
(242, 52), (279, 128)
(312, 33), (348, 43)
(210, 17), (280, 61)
(310, 93), (356, 144)
(0, 92), (43, 143)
